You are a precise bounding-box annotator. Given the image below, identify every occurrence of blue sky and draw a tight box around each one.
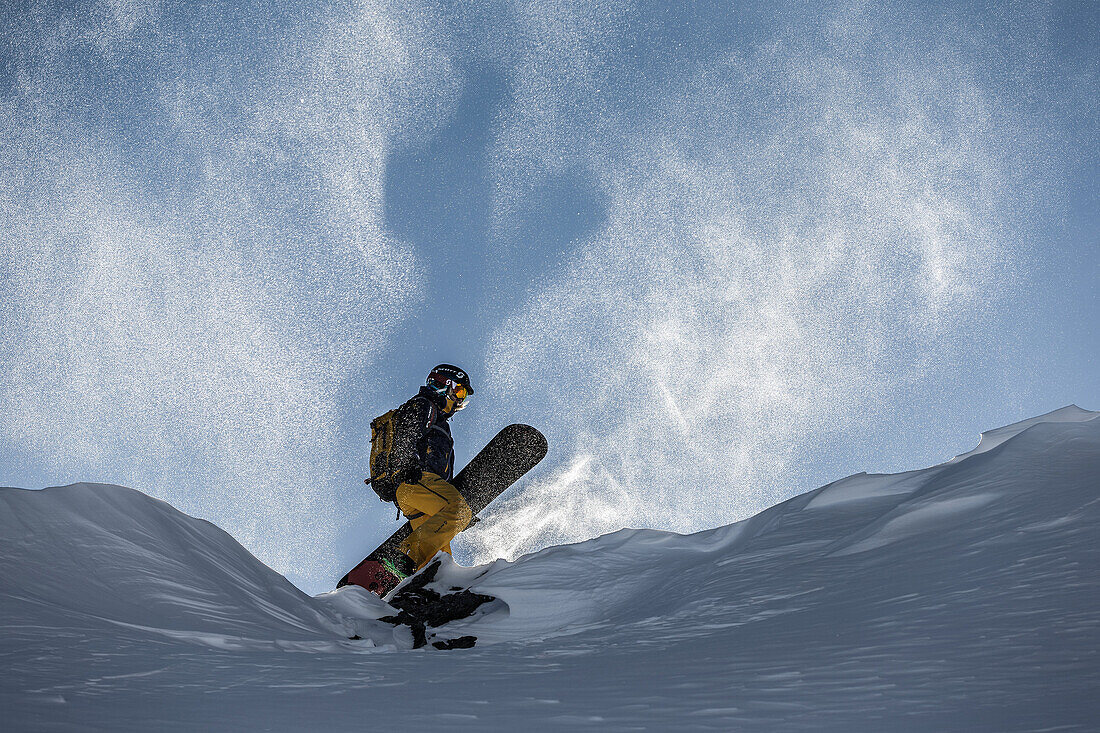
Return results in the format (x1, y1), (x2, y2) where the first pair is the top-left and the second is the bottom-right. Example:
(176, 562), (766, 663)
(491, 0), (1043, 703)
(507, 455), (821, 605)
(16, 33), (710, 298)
(1, 0), (1096, 593)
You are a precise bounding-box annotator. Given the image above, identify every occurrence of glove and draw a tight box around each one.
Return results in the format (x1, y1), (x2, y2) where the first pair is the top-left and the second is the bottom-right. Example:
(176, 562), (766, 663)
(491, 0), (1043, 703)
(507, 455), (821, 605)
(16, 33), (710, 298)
(395, 466), (422, 486)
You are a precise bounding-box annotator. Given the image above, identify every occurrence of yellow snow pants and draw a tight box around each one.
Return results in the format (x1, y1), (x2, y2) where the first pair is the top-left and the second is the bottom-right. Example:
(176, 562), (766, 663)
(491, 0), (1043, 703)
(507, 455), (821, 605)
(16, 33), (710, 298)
(396, 472), (472, 570)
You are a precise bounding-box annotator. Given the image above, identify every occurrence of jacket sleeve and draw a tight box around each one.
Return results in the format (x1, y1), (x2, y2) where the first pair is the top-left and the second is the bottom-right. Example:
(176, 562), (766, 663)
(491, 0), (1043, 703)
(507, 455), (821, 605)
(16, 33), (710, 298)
(389, 398), (433, 474)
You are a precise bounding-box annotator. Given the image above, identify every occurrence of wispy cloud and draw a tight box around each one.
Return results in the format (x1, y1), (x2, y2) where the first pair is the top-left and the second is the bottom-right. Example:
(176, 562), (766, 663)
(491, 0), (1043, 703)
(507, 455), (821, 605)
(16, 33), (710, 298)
(0, 0), (458, 580)
(467, 2), (1037, 562)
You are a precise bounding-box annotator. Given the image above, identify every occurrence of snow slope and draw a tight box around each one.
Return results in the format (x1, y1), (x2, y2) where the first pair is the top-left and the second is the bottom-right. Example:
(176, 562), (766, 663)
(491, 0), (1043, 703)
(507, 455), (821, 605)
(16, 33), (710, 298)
(2, 406), (1098, 731)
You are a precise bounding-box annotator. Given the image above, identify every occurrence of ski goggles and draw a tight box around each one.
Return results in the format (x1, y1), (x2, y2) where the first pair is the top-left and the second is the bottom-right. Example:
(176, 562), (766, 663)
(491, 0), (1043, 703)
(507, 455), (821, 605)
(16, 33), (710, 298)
(428, 376), (471, 409)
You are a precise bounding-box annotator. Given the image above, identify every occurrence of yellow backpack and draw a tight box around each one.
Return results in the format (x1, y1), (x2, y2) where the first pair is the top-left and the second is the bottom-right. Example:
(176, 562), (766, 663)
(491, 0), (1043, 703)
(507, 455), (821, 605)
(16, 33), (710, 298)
(367, 409), (400, 503)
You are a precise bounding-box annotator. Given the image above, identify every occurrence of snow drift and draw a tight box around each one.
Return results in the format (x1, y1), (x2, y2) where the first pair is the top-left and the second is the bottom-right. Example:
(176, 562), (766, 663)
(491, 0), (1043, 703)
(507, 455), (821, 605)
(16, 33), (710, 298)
(2, 406), (1098, 731)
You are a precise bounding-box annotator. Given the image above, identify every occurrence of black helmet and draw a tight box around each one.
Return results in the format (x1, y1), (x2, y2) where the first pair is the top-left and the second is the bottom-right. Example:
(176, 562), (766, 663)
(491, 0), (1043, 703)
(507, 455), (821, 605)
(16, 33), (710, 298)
(426, 364), (473, 411)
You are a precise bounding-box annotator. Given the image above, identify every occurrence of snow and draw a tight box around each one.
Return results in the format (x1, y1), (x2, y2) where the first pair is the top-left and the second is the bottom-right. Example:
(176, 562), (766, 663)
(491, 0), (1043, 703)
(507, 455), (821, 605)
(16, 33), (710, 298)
(2, 407), (1099, 731)
(947, 404), (1098, 463)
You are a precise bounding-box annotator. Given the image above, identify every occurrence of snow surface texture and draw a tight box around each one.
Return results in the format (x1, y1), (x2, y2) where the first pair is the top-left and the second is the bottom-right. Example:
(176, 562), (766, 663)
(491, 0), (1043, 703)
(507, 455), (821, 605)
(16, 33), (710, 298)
(2, 406), (1098, 731)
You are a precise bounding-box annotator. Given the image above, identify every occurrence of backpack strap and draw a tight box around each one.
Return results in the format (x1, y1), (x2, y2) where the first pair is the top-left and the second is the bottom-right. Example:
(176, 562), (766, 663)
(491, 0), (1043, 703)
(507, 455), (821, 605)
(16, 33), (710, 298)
(423, 398), (439, 431)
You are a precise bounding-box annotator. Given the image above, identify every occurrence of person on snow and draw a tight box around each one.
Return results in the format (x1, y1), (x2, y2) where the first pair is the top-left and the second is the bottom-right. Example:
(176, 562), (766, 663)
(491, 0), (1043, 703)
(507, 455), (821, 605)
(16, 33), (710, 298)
(382, 364), (474, 580)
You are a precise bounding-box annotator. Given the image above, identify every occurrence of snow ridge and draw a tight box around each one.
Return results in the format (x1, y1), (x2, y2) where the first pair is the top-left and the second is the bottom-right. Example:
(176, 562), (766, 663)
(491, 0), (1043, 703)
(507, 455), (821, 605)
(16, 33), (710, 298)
(2, 406), (1098, 731)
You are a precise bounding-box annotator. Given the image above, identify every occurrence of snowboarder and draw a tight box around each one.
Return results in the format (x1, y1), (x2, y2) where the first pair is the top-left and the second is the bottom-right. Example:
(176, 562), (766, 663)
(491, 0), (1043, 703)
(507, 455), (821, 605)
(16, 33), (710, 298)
(375, 364), (474, 581)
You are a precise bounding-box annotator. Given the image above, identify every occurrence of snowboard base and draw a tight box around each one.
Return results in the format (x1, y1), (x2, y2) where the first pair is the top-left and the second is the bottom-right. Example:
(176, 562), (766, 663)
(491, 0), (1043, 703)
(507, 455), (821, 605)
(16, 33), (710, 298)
(345, 560), (403, 597)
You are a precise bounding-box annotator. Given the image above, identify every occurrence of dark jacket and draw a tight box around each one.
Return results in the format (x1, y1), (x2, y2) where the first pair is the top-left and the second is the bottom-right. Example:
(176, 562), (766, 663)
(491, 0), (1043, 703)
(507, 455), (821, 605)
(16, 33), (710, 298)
(390, 387), (455, 481)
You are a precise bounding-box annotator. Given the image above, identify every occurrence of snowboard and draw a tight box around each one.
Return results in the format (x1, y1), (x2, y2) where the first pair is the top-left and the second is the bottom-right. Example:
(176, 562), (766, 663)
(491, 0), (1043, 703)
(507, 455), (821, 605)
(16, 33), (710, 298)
(338, 423), (547, 596)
